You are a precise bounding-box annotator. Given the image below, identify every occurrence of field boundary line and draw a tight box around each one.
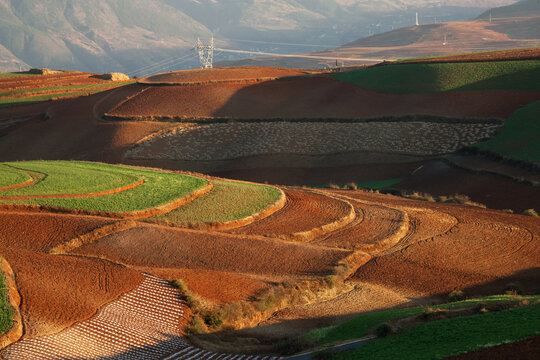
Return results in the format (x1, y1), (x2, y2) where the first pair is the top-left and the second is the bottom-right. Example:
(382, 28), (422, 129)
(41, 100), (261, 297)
(151, 185), (287, 231)
(278, 188), (356, 242)
(0, 178), (144, 201)
(50, 220), (139, 254)
(0, 180), (213, 220)
(0, 258), (22, 349)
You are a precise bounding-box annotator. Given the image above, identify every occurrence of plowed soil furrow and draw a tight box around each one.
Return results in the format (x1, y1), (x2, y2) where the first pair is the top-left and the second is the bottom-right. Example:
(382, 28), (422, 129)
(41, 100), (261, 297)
(229, 189), (353, 240)
(73, 224), (352, 277)
(339, 190), (540, 296)
(2, 275), (279, 360)
(312, 202), (404, 252)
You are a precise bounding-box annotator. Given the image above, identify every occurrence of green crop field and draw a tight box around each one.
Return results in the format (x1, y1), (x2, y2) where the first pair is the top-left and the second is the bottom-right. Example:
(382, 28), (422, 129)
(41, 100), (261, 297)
(150, 179), (281, 224)
(0, 82), (135, 98)
(333, 60), (540, 93)
(308, 295), (540, 345)
(332, 303), (540, 360)
(0, 164), (31, 188)
(0, 90), (112, 107)
(0, 258), (14, 336)
(0, 72), (38, 79)
(0, 161), (208, 213)
(474, 101), (540, 162)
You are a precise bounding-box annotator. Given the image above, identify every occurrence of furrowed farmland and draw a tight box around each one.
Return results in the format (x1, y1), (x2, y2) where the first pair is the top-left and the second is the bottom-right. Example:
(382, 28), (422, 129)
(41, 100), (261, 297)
(0, 45), (538, 359)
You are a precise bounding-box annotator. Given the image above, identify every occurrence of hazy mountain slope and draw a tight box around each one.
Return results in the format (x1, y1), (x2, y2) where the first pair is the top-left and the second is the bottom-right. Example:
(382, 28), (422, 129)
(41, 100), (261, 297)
(477, 0), (540, 18)
(0, 0), (210, 73)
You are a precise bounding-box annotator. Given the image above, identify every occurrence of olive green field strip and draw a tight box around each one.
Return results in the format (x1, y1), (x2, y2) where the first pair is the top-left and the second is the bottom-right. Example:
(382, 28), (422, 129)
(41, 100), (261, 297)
(149, 180), (284, 229)
(0, 165), (32, 191)
(1, 275), (279, 360)
(0, 161), (208, 215)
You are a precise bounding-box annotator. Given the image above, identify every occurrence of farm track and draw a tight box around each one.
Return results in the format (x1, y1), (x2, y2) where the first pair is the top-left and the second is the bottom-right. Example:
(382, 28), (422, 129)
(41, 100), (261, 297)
(229, 188), (354, 241)
(2, 274), (277, 359)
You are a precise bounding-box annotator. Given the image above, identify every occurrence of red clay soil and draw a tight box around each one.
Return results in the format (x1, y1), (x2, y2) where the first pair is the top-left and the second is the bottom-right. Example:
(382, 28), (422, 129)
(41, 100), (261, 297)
(228, 188), (352, 239)
(0, 72), (121, 89)
(445, 335), (540, 360)
(311, 202), (405, 252)
(146, 268), (270, 304)
(110, 75), (540, 120)
(335, 190), (540, 297)
(139, 67), (313, 84)
(0, 247), (142, 338)
(401, 47), (540, 63)
(0, 90), (178, 163)
(0, 212), (117, 252)
(72, 223), (352, 277)
(0, 211), (143, 337)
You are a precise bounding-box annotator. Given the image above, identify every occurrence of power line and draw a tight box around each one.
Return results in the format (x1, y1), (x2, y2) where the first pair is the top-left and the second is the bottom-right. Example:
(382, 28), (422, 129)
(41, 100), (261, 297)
(217, 37), (335, 48)
(129, 53), (194, 77)
(214, 48), (386, 63)
(138, 53), (196, 77)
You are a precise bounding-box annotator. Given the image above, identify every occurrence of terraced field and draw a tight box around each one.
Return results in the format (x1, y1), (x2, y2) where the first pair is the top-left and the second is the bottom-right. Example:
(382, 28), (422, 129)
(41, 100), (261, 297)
(0, 161), (208, 215)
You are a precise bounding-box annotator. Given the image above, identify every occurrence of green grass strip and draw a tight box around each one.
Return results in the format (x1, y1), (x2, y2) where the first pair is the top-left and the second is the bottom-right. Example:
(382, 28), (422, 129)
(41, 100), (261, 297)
(0, 90), (107, 107)
(313, 295), (540, 345)
(0, 161), (207, 212)
(0, 161), (139, 196)
(0, 81), (135, 98)
(0, 164), (31, 188)
(332, 60), (540, 93)
(150, 180), (281, 224)
(0, 72), (38, 79)
(474, 101), (540, 162)
(0, 258), (14, 336)
(333, 303), (540, 360)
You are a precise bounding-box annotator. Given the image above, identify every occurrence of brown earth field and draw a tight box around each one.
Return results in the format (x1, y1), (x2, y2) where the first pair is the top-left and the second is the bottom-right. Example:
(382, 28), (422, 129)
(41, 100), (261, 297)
(108, 75), (540, 120)
(445, 335), (540, 360)
(228, 188), (353, 240)
(0, 212), (143, 338)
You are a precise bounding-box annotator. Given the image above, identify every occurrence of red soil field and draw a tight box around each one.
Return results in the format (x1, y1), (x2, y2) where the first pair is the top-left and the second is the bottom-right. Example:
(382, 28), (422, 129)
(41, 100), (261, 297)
(312, 202), (405, 252)
(148, 268), (269, 304)
(445, 335), (540, 360)
(332, 190), (540, 296)
(0, 211), (143, 338)
(139, 67), (313, 84)
(110, 75), (540, 120)
(229, 189), (353, 240)
(72, 223), (352, 277)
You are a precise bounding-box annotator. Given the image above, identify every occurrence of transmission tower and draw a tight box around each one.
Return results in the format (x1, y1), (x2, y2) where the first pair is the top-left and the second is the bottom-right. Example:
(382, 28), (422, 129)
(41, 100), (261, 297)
(196, 37), (214, 69)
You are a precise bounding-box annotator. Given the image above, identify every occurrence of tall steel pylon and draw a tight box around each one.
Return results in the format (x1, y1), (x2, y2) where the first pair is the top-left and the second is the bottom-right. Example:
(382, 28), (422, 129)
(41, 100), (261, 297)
(196, 37), (214, 69)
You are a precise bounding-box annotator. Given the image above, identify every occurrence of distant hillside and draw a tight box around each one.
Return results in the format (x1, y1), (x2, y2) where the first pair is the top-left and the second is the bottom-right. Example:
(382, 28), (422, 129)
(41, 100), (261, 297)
(219, 1), (538, 69)
(0, 0), (211, 73)
(477, 0), (540, 18)
(0, 0), (517, 73)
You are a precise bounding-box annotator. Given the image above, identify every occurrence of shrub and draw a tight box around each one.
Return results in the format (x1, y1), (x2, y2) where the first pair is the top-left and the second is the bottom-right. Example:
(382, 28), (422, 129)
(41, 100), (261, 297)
(328, 183), (341, 190)
(256, 292), (276, 312)
(273, 337), (315, 356)
(521, 208), (539, 217)
(504, 283), (522, 295)
(345, 182), (358, 190)
(325, 275), (338, 289)
(375, 323), (393, 338)
(201, 310), (224, 328)
(502, 209), (514, 214)
(171, 279), (189, 292)
(312, 348), (336, 360)
(185, 316), (207, 335)
(448, 290), (465, 302)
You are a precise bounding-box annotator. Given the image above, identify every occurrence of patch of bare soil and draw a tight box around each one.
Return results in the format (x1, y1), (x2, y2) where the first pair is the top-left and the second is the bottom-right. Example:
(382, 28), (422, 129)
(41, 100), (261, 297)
(110, 75), (540, 120)
(139, 67), (313, 84)
(229, 189), (353, 240)
(72, 223), (351, 277)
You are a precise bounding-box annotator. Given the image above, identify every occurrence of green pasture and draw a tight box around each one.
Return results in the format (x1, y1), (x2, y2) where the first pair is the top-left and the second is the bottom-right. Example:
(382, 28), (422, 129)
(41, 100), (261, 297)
(474, 101), (540, 162)
(150, 180), (281, 224)
(0, 258), (14, 336)
(333, 60), (540, 93)
(0, 72), (38, 79)
(0, 161), (208, 212)
(0, 164), (31, 188)
(0, 81), (135, 98)
(0, 91), (107, 107)
(308, 295), (540, 345)
(332, 303), (540, 360)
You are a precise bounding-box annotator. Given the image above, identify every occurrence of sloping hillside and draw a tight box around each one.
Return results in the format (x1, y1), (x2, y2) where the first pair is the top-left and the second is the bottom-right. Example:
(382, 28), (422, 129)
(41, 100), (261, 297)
(0, 0), (211, 73)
